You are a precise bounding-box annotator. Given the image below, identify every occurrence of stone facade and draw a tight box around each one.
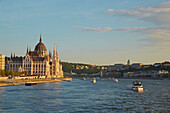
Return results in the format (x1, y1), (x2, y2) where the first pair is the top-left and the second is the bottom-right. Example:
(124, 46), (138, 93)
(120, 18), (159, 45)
(0, 54), (5, 70)
(6, 35), (63, 78)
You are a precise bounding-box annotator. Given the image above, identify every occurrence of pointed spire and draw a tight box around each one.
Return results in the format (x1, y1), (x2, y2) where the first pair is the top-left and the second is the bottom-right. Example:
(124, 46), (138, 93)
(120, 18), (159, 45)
(26, 46), (29, 55)
(40, 34), (42, 43)
(53, 44), (56, 60)
(54, 44), (56, 52)
(49, 50), (52, 58)
(11, 52), (12, 58)
(29, 46), (31, 52)
(56, 47), (59, 57)
(56, 46), (59, 61)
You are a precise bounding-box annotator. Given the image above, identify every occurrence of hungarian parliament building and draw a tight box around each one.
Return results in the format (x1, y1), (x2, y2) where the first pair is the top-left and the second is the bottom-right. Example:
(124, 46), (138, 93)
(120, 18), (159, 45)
(5, 35), (63, 78)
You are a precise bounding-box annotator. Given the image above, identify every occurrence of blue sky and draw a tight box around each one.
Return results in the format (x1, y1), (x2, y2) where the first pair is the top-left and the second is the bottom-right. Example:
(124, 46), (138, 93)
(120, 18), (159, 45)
(0, 0), (170, 65)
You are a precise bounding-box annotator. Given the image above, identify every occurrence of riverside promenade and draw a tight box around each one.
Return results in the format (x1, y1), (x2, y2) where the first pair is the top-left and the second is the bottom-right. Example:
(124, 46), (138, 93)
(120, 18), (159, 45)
(0, 77), (72, 87)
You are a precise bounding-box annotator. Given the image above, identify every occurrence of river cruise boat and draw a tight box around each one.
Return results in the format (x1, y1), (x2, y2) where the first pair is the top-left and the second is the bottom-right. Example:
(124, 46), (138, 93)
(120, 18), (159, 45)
(91, 78), (96, 83)
(132, 81), (143, 92)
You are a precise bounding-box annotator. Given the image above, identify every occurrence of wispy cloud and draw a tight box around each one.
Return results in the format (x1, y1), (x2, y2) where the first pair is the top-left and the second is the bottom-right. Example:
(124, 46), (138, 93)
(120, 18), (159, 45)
(75, 1), (170, 51)
(74, 26), (112, 32)
(105, 1), (170, 52)
(105, 1), (170, 27)
(74, 26), (147, 32)
(113, 27), (147, 31)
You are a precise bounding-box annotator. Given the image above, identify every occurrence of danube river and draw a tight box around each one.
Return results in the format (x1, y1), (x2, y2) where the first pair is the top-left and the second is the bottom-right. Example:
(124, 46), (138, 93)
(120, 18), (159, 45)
(0, 79), (169, 113)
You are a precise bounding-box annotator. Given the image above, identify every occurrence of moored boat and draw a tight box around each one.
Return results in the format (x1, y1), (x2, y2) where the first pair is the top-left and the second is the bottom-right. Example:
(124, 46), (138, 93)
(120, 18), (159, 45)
(91, 77), (96, 83)
(25, 82), (37, 86)
(132, 81), (143, 92)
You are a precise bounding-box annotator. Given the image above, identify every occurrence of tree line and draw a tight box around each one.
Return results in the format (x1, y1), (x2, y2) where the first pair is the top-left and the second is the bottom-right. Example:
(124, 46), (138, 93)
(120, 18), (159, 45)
(61, 62), (101, 74)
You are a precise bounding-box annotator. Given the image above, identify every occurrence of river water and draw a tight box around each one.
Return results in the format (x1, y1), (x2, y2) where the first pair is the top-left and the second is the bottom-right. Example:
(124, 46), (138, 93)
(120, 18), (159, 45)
(0, 78), (169, 113)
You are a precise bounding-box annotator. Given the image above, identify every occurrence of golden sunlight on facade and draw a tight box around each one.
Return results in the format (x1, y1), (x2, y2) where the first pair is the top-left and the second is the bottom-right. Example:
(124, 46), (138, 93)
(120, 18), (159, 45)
(6, 35), (63, 78)
(0, 54), (5, 70)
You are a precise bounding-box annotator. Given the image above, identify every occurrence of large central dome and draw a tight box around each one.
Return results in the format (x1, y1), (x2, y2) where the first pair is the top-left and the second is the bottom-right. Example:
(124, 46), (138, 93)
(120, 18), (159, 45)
(34, 36), (47, 52)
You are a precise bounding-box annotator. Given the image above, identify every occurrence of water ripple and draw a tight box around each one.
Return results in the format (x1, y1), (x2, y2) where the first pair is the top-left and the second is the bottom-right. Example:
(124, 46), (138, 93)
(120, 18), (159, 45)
(0, 79), (169, 113)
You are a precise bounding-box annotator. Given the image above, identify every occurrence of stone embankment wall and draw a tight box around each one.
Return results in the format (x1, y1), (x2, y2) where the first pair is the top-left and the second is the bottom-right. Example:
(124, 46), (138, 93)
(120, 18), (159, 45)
(0, 77), (8, 80)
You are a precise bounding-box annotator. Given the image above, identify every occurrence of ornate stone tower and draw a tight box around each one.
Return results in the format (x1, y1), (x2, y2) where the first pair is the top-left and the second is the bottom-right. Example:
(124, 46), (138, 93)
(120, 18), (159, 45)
(51, 45), (63, 78)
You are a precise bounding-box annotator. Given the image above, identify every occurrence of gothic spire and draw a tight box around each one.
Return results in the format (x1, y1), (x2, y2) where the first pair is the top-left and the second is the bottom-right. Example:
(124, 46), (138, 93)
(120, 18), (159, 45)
(26, 46), (29, 55)
(53, 44), (56, 52)
(49, 50), (52, 58)
(11, 52), (12, 58)
(56, 47), (59, 57)
(56, 46), (59, 61)
(40, 34), (42, 43)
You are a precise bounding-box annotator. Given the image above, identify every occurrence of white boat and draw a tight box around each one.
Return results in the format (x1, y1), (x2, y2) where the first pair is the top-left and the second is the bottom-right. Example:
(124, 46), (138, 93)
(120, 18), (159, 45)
(114, 78), (119, 82)
(82, 77), (86, 80)
(132, 81), (143, 92)
(91, 78), (96, 83)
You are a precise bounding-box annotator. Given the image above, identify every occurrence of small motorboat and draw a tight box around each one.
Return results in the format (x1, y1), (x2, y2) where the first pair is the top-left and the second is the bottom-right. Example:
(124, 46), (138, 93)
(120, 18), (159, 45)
(132, 81), (143, 92)
(25, 82), (37, 86)
(82, 77), (86, 80)
(114, 78), (119, 82)
(91, 78), (96, 83)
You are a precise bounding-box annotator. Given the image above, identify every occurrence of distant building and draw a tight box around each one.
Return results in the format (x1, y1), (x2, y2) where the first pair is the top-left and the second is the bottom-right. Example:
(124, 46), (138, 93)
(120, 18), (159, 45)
(131, 63), (143, 69)
(153, 63), (161, 67)
(142, 65), (151, 69)
(123, 70), (168, 78)
(108, 64), (124, 71)
(76, 65), (80, 69)
(6, 35), (63, 78)
(84, 66), (89, 69)
(0, 54), (5, 70)
(162, 61), (170, 67)
(123, 72), (133, 78)
(127, 59), (131, 65)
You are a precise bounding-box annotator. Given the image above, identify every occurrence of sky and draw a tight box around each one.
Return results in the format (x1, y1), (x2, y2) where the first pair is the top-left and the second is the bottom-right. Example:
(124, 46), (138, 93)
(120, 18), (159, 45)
(0, 0), (170, 65)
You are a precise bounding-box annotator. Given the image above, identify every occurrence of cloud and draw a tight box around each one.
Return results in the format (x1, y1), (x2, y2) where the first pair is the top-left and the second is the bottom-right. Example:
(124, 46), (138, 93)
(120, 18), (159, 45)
(114, 27), (147, 31)
(105, 1), (170, 52)
(74, 26), (112, 32)
(105, 1), (170, 27)
(74, 26), (147, 32)
(131, 27), (170, 52)
(106, 9), (151, 17)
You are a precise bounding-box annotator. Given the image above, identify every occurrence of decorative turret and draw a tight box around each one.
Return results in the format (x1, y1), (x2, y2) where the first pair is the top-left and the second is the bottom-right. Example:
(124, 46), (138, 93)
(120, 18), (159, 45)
(49, 50), (52, 58)
(29, 47), (31, 52)
(53, 44), (56, 60)
(40, 34), (42, 43)
(26, 46), (29, 55)
(11, 52), (12, 58)
(56, 47), (59, 62)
